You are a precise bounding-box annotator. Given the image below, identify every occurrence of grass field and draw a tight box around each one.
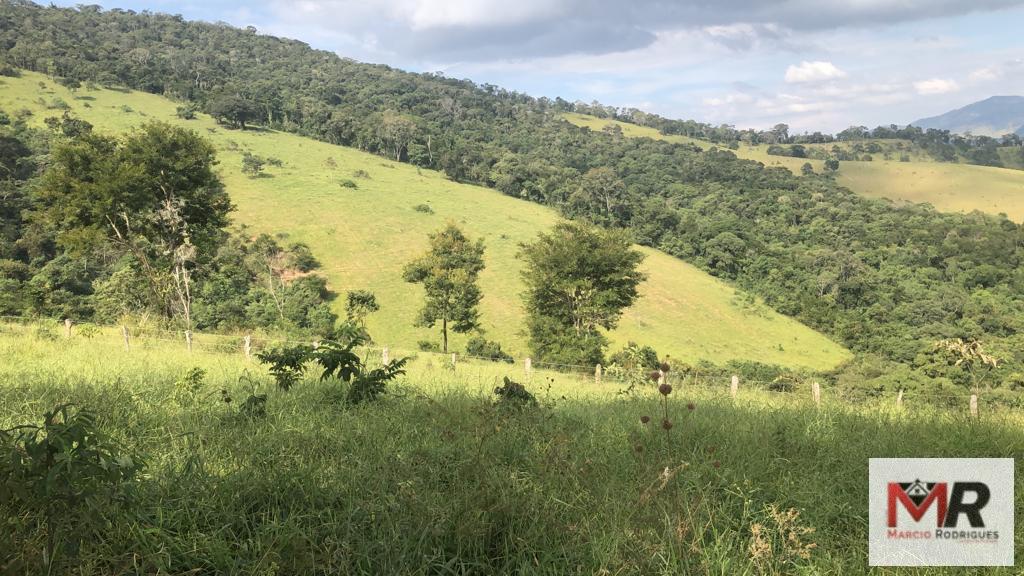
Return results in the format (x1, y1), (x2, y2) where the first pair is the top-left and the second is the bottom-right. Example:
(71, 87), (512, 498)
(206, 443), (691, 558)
(1, 323), (1020, 574)
(564, 113), (1024, 222)
(0, 71), (849, 370)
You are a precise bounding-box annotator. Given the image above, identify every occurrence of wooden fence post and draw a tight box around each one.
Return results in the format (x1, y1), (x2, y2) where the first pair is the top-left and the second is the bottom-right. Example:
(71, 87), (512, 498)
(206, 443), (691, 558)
(524, 357), (532, 377)
(896, 389), (904, 409)
(381, 346), (389, 365)
(595, 364), (602, 385)
(970, 394), (978, 418)
(812, 381), (821, 409)
(451, 353), (457, 368)
(121, 325), (130, 352)
(244, 334), (252, 361)
(185, 330), (193, 353)
(730, 375), (739, 400)
(64, 318), (72, 338)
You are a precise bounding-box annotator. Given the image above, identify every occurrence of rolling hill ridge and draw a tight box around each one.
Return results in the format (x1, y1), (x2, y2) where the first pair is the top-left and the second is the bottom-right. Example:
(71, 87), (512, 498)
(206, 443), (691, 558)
(0, 70), (850, 370)
(912, 95), (1024, 137)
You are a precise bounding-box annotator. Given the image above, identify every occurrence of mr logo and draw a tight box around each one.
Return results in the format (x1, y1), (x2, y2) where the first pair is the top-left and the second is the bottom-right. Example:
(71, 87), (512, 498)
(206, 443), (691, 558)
(887, 480), (989, 528)
(869, 458), (1013, 567)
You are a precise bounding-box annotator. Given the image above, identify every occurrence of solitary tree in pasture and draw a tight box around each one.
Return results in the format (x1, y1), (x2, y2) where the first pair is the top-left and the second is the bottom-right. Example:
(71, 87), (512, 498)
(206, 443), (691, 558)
(403, 224), (485, 353)
(519, 222), (646, 365)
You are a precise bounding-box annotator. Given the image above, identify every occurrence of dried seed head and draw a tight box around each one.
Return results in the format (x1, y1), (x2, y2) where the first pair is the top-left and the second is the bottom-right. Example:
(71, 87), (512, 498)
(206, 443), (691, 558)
(712, 460), (721, 469)
(687, 402), (695, 411)
(640, 415), (651, 424)
(634, 444), (644, 453)
(649, 370), (662, 383)
(659, 361), (671, 373)
(658, 383), (672, 396)
(662, 419), (673, 430)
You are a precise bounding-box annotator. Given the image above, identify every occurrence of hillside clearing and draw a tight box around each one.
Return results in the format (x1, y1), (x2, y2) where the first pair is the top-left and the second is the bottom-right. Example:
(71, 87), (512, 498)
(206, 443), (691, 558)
(564, 113), (1024, 222)
(0, 71), (849, 369)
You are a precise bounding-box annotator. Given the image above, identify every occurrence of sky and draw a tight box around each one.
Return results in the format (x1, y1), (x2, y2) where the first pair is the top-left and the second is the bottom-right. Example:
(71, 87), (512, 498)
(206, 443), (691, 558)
(54, 0), (1024, 133)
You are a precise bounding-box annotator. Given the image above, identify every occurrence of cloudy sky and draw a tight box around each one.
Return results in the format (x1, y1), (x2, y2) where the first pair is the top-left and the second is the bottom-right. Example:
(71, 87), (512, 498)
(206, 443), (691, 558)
(56, 0), (1024, 132)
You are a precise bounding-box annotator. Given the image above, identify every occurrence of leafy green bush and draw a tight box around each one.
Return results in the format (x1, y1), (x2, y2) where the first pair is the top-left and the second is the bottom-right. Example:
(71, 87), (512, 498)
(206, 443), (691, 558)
(339, 179), (358, 189)
(465, 335), (513, 363)
(257, 325), (408, 404)
(418, 340), (440, 352)
(412, 203), (433, 214)
(0, 404), (142, 569)
(257, 344), (313, 391)
(173, 367), (206, 406)
(175, 103), (197, 120)
(493, 377), (537, 409)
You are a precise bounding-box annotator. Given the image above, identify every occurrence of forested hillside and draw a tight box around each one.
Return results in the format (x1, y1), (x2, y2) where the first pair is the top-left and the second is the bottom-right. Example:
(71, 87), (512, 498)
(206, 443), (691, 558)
(3, 2), (1024, 393)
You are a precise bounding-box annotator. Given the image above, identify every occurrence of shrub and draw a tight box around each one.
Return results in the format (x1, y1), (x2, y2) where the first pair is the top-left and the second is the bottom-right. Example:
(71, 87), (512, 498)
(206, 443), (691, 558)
(257, 344), (313, 391)
(173, 367), (206, 406)
(352, 169), (371, 179)
(241, 152), (265, 177)
(418, 340), (440, 352)
(494, 376), (537, 408)
(0, 404), (142, 569)
(608, 342), (659, 371)
(175, 104), (197, 120)
(339, 179), (358, 189)
(465, 335), (513, 363)
(256, 326), (408, 404)
(48, 98), (71, 111)
(413, 203), (434, 214)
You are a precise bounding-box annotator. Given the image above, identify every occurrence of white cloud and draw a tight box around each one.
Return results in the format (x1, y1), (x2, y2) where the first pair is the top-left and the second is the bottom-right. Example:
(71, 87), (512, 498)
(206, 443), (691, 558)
(703, 93), (755, 107)
(784, 61), (847, 83)
(969, 66), (1001, 81)
(913, 78), (960, 94)
(401, 0), (563, 30)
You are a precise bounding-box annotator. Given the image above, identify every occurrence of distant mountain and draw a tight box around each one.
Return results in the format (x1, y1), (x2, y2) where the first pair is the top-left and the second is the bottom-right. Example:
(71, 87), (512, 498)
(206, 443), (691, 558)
(912, 96), (1024, 137)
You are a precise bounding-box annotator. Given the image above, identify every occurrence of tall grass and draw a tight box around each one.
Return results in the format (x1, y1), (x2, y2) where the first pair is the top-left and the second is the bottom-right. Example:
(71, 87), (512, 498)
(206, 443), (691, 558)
(1, 325), (1021, 574)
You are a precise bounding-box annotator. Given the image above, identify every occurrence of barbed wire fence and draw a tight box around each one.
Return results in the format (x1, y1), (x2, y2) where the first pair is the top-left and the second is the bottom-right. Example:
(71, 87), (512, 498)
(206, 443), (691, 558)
(0, 315), (1009, 419)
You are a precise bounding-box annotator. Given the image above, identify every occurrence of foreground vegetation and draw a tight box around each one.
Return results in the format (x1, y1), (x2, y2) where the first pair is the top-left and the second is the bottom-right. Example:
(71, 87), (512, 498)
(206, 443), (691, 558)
(1, 323), (1022, 575)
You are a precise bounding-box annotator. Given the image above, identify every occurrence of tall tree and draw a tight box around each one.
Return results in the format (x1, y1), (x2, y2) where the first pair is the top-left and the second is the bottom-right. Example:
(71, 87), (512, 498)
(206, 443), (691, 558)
(34, 121), (232, 331)
(519, 222), (646, 365)
(402, 224), (485, 353)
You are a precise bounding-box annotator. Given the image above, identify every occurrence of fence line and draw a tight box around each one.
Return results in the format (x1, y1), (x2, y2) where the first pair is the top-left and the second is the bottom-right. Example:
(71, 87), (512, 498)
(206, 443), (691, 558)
(0, 317), (1006, 415)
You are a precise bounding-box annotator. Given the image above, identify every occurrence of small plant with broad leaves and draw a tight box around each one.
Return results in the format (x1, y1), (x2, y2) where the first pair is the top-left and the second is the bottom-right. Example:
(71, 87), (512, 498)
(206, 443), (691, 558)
(173, 367), (206, 406)
(256, 323), (408, 404)
(347, 359), (409, 405)
(257, 344), (314, 391)
(0, 404), (142, 570)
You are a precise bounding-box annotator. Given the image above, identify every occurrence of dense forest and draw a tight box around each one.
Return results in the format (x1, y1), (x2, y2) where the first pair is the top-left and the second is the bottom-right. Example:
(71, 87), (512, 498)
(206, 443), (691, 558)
(2, 2), (1024, 395)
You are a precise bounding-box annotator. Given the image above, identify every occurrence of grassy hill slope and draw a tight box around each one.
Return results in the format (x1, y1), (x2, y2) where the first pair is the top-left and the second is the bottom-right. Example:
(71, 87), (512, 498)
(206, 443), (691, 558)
(564, 113), (1024, 221)
(0, 71), (849, 369)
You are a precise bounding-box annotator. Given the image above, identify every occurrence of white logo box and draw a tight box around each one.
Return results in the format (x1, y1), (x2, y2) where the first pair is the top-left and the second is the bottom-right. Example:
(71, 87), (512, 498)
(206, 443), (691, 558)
(869, 458), (1014, 566)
